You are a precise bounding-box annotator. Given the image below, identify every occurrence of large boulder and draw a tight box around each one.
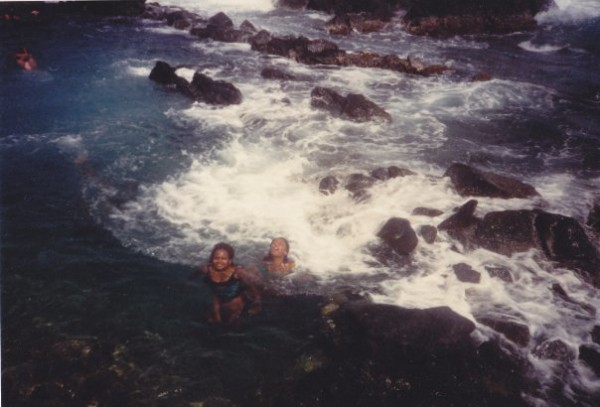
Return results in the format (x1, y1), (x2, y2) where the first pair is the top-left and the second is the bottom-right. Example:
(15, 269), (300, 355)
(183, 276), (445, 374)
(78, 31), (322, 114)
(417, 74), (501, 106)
(444, 163), (539, 199)
(149, 62), (242, 105)
(403, 0), (556, 36)
(187, 72), (242, 105)
(191, 12), (256, 42)
(148, 60), (178, 85)
(377, 217), (418, 255)
(311, 87), (392, 122)
(332, 303), (476, 361)
(437, 199), (600, 286)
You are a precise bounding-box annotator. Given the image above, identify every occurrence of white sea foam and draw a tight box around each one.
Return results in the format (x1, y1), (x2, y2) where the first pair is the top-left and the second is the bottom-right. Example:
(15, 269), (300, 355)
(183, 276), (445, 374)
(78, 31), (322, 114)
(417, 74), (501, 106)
(519, 40), (568, 53)
(537, 0), (600, 23)
(159, 0), (275, 17)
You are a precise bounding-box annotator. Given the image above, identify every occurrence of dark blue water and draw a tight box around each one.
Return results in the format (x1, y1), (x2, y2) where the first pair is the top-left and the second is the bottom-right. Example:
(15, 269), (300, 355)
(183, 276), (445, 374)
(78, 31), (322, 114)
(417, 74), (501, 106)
(2, 5), (600, 406)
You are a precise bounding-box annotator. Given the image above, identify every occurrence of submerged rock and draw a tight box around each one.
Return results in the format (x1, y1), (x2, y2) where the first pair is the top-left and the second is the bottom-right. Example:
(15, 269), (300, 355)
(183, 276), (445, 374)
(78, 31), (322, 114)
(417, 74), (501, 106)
(532, 339), (575, 362)
(318, 175), (340, 195)
(453, 263), (481, 283)
(311, 87), (392, 122)
(377, 217), (418, 255)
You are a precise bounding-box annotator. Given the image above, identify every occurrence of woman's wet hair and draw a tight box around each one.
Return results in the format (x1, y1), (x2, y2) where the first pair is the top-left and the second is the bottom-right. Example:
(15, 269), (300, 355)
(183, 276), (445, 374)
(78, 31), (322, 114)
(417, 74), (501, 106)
(263, 237), (290, 262)
(210, 242), (235, 263)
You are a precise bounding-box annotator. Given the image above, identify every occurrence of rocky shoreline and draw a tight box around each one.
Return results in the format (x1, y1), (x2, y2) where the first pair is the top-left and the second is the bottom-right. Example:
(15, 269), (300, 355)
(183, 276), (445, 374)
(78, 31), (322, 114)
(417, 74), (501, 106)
(3, 1), (600, 406)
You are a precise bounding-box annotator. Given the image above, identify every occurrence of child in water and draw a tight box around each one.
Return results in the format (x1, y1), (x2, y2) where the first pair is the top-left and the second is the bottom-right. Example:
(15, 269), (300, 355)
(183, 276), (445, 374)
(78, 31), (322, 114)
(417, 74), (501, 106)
(262, 237), (295, 278)
(189, 242), (261, 325)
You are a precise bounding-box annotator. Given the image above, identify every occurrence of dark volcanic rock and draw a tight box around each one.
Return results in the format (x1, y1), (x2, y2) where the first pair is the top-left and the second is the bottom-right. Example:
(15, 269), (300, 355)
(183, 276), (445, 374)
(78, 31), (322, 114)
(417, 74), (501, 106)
(474, 210), (539, 256)
(453, 263), (481, 283)
(311, 87), (391, 122)
(377, 217), (418, 255)
(319, 175), (339, 195)
(437, 199), (480, 246)
(403, 0), (556, 36)
(478, 317), (531, 346)
(325, 13), (387, 35)
(444, 163), (539, 199)
(345, 173), (377, 196)
(149, 62), (242, 105)
(593, 326), (600, 345)
(333, 303), (476, 359)
(418, 225), (437, 244)
(261, 67), (297, 81)
(149, 60), (178, 85)
(532, 339), (575, 362)
(579, 345), (600, 375)
(188, 72), (242, 105)
(484, 265), (514, 283)
(586, 198), (600, 234)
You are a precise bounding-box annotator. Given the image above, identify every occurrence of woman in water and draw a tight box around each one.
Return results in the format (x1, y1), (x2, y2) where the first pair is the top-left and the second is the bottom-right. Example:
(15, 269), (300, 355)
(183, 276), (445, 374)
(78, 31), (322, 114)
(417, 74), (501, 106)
(262, 237), (295, 278)
(190, 242), (261, 325)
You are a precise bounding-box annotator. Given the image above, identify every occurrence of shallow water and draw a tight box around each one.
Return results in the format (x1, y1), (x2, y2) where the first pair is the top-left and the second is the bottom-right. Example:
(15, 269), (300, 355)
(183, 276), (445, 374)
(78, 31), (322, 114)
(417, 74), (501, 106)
(2, 1), (600, 405)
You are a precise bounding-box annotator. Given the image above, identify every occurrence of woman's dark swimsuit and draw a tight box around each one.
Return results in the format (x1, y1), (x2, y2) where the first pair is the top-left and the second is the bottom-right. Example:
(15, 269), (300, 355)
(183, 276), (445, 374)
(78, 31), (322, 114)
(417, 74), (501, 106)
(205, 273), (242, 302)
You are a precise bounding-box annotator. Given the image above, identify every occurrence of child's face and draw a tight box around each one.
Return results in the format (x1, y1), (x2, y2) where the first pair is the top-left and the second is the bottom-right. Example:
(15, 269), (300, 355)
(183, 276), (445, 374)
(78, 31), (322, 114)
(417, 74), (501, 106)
(212, 249), (232, 271)
(269, 239), (288, 258)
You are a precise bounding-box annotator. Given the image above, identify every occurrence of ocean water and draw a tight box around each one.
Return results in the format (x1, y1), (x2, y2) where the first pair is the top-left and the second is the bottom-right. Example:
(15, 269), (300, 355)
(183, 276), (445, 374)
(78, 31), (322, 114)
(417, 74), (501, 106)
(2, 0), (600, 405)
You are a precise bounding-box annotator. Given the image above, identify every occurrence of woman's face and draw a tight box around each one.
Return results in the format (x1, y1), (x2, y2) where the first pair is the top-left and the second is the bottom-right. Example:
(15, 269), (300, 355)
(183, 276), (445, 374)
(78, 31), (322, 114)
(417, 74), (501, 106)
(269, 239), (288, 258)
(211, 249), (232, 271)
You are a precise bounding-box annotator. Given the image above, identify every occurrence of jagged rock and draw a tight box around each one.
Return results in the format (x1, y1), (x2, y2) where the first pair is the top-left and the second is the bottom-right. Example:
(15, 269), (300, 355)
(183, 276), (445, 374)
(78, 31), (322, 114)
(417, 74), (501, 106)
(437, 199), (480, 246)
(319, 175), (339, 195)
(187, 72), (242, 105)
(149, 60), (178, 85)
(150, 62), (242, 105)
(532, 339), (575, 362)
(261, 67), (296, 81)
(438, 203), (600, 286)
(586, 198), (600, 234)
(412, 207), (444, 217)
(191, 12), (253, 42)
(377, 217), (418, 255)
(403, 0), (556, 36)
(579, 345), (600, 375)
(453, 263), (481, 283)
(444, 163), (539, 199)
(474, 210), (539, 256)
(477, 316), (531, 346)
(418, 225), (437, 244)
(325, 13), (386, 35)
(311, 87), (391, 122)
(250, 33), (448, 75)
